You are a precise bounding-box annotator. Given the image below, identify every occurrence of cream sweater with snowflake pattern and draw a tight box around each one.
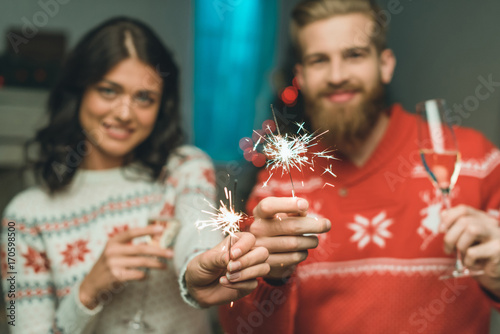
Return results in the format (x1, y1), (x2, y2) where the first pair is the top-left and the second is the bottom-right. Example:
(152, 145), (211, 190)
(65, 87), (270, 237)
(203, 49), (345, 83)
(1, 145), (222, 334)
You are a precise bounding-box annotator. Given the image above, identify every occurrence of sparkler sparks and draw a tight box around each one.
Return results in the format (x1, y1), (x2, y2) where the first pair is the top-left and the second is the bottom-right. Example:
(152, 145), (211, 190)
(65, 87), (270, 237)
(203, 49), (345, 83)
(196, 182), (242, 307)
(253, 105), (337, 196)
(196, 187), (244, 238)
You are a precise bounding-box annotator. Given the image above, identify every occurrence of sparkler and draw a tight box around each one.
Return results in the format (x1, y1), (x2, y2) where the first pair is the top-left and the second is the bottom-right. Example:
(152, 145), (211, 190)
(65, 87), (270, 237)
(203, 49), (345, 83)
(196, 180), (243, 308)
(253, 105), (337, 197)
(196, 179), (244, 256)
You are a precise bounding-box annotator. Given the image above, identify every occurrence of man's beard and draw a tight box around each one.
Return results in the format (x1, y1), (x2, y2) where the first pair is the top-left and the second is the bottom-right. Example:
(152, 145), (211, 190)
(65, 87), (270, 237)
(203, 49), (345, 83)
(303, 81), (386, 153)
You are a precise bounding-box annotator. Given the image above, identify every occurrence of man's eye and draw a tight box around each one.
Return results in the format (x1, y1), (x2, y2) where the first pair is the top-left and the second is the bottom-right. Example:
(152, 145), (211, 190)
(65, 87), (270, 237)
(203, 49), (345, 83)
(308, 58), (325, 65)
(346, 51), (365, 59)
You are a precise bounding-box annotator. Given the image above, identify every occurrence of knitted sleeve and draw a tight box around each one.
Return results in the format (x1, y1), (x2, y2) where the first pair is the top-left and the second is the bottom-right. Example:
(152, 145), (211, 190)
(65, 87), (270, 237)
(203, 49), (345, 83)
(1, 198), (102, 334)
(478, 138), (500, 218)
(167, 146), (223, 308)
(219, 168), (299, 334)
(475, 135), (500, 310)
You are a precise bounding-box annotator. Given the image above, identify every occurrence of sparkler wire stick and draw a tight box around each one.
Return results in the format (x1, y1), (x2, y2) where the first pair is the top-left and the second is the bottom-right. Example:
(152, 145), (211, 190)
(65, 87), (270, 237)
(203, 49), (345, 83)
(271, 105), (296, 197)
(228, 179), (238, 258)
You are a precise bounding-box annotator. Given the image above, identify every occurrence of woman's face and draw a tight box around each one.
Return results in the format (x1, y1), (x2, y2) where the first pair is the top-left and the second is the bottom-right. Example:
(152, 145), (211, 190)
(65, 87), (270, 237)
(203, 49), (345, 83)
(79, 58), (163, 169)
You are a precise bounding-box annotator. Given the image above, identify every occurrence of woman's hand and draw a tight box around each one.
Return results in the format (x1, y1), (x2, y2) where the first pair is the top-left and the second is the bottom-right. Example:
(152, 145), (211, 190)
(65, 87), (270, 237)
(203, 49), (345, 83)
(185, 232), (270, 308)
(79, 225), (172, 309)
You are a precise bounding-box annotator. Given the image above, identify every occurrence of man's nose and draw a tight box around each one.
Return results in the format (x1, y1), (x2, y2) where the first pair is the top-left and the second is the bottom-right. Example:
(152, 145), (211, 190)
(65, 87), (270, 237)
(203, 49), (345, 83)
(326, 59), (348, 85)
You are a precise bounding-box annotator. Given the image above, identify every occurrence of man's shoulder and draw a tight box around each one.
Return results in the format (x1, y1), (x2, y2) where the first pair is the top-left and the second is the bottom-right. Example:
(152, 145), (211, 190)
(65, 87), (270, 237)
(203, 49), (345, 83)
(454, 126), (498, 158)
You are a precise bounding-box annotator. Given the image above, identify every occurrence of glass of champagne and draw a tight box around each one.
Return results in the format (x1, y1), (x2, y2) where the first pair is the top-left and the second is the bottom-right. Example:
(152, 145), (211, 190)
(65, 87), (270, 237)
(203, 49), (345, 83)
(121, 168), (181, 332)
(416, 99), (483, 279)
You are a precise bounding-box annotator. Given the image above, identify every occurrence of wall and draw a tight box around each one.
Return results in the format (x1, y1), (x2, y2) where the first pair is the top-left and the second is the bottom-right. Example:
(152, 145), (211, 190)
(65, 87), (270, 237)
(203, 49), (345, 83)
(380, 0), (500, 147)
(0, 0), (194, 138)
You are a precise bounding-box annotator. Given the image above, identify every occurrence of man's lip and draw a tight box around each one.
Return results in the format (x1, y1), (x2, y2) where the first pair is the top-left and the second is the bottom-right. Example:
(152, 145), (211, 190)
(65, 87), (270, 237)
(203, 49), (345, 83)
(323, 90), (359, 103)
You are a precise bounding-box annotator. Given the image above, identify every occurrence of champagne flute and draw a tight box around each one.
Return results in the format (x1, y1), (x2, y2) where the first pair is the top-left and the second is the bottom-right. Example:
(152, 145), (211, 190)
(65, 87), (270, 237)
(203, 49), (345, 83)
(416, 99), (483, 279)
(121, 168), (180, 332)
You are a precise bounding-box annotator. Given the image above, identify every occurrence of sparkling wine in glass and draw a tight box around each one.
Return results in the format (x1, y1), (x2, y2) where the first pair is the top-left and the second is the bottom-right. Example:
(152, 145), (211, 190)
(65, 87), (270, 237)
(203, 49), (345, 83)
(121, 168), (180, 332)
(416, 99), (483, 279)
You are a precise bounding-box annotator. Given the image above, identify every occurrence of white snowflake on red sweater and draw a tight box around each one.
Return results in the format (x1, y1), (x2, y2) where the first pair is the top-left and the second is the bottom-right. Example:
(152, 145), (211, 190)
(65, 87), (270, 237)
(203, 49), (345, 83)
(60, 239), (90, 267)
(348, 211), (393, 250)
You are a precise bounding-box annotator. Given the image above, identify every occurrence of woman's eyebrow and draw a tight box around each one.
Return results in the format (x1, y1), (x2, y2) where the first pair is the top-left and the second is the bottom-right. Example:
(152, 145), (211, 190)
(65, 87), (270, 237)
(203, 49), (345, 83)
(101, 79), (161, 96)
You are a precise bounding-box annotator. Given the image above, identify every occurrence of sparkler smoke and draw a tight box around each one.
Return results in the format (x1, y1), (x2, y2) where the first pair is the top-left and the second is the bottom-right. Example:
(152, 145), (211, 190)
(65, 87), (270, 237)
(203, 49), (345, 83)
(254, 105), (337, 197)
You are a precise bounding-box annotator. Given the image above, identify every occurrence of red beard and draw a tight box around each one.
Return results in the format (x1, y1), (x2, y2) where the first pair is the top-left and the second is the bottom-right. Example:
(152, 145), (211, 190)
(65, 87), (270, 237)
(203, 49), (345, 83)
(304, 81), (386, 152)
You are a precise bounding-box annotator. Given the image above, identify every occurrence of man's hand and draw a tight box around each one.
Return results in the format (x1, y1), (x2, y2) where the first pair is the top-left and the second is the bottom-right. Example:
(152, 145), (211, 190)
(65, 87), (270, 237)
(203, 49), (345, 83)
(185, 232), (269, 308)
(250, 197), (331, 281)
(440, 205), (500, 297)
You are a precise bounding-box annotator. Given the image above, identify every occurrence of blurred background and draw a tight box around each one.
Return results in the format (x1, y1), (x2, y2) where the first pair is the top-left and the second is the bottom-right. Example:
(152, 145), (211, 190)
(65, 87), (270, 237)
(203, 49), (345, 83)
(0, 0), (499, 332)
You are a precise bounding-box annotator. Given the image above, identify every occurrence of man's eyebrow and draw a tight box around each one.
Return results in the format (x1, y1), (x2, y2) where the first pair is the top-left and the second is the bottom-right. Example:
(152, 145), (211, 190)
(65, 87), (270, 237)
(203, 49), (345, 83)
(302, 45), (373, 61)
(343, 45), (371, 53)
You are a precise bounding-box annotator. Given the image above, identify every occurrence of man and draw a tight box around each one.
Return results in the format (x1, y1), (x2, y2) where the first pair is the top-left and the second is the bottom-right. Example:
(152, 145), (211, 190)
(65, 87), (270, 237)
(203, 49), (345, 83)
(220, 0), (500, 333)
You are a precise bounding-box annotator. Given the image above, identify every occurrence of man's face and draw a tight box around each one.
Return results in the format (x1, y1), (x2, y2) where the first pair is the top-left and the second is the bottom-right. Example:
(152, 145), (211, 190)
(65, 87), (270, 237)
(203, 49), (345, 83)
(295, 13), (395, 150)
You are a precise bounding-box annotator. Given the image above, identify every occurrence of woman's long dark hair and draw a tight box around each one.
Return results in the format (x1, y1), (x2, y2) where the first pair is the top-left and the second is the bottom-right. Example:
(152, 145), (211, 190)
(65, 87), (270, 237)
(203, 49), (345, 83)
(31, 17), (184, 193)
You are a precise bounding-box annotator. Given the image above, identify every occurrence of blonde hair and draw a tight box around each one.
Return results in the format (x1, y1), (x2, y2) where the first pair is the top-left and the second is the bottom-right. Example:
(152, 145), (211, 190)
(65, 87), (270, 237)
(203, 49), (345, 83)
(291, 0), (388, 58)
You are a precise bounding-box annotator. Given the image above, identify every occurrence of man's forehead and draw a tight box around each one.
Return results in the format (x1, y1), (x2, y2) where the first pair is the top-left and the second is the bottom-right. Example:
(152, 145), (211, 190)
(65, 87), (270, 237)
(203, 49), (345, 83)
(297, 13), (375, 55)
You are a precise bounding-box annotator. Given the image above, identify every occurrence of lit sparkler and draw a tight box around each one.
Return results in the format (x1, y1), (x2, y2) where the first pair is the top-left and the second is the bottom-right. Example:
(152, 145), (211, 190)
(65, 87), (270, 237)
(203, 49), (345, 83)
(254, 105), (337, 197)
(196, 180), (244, 255)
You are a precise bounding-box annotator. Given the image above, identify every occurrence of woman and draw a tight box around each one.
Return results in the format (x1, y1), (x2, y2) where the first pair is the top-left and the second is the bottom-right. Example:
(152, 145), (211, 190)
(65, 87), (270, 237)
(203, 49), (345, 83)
(1, 17), (269, 333)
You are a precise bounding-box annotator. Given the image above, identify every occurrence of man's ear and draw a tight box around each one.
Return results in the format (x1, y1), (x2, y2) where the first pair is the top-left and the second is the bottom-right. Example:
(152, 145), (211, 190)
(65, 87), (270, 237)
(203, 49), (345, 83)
(294, 63), (305, 90)
(379, 49), (396, 84)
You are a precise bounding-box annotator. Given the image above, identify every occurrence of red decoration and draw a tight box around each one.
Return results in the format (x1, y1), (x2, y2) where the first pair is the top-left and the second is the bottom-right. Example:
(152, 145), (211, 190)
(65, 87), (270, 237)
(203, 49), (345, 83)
(60, 240), (90, 267)
(203, 168), (216, 186)
(22, 247), (51, 273)
(107, 225), (129, 239)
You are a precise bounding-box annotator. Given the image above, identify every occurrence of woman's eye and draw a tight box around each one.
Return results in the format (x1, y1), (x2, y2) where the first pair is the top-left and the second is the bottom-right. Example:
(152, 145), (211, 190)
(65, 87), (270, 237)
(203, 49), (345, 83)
(97, 87), (117, 98)
(134, 93), (155, 106)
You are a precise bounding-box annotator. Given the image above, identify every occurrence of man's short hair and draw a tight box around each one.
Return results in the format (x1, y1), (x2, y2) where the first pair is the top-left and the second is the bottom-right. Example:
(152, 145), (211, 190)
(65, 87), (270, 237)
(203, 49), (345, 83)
(291, 0), (388, 58)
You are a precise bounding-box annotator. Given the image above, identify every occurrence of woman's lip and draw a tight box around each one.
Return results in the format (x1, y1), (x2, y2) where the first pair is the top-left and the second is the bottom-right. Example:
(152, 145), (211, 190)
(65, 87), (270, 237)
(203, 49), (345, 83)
(324, 91), (358, 103)
(102, 123), (134, 140)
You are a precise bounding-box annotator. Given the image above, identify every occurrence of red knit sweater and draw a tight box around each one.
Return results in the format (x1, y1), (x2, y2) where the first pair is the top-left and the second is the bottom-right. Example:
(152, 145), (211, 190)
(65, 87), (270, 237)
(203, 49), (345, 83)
(220, 104), (500, 334)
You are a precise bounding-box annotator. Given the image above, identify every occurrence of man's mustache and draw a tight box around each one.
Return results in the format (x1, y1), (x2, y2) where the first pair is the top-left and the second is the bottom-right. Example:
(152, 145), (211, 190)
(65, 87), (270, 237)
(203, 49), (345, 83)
(317, 83), (363, 97)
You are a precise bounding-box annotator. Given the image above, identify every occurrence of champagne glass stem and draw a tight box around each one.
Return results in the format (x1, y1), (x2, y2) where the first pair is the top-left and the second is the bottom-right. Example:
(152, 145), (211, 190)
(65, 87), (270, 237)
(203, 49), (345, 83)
(441, 191), (466, 273)
(133, 269), (151, 321)
(125, 269), (154, 332)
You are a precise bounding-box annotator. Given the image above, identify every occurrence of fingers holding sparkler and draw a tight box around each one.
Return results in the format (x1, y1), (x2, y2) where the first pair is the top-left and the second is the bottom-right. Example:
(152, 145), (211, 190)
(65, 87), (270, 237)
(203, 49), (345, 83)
(219, 233), (270, 287)
(185, 232), (270, 307)
(249, 196), (331, 280)
(253, 196), (309, 219)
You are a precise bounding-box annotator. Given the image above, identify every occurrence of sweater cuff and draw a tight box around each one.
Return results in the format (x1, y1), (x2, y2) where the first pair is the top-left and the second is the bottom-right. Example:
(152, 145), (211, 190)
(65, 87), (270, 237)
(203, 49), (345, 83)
(55, 281), (103, 332)
(178, 249), (207, 309)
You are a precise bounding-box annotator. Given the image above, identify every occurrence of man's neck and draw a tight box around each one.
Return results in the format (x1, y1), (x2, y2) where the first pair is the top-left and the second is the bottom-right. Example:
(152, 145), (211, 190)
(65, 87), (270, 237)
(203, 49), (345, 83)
(339, 112), (390, 167)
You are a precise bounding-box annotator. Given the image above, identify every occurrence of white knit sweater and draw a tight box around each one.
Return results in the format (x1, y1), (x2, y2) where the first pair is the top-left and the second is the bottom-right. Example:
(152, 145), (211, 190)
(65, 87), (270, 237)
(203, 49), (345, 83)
(1, 145), (222, 334)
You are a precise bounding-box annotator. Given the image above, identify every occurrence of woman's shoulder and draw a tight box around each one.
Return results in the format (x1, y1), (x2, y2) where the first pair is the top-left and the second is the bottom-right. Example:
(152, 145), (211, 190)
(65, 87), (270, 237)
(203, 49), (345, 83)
(168, 145), (213, 168)
(2, 186), (50, 220)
